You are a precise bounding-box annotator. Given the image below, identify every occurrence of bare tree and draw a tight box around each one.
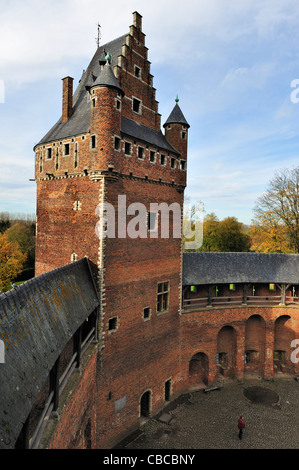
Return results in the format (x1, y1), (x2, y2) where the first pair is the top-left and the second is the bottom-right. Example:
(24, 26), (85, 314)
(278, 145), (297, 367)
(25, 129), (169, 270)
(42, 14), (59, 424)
(254, 166), (299, 253)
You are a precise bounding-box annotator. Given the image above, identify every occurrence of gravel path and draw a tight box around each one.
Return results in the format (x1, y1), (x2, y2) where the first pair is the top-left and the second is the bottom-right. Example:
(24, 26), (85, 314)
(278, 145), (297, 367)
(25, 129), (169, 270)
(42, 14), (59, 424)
(119, 377), (299, 449)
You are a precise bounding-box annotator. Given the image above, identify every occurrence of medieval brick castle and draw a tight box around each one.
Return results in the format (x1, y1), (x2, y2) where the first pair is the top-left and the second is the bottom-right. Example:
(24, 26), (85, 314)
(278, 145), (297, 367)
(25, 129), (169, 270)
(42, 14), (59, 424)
(1, 12), (299, 449)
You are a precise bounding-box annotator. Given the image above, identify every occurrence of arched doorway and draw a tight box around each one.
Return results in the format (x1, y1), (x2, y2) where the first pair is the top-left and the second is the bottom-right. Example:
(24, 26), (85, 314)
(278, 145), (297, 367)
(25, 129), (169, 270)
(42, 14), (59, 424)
(274, 315), (295, 374)
(245, 315), (265, 376)
(140, 390), (151, 417)
(189, 352), (209, 386)
(217, 326), (237, 378)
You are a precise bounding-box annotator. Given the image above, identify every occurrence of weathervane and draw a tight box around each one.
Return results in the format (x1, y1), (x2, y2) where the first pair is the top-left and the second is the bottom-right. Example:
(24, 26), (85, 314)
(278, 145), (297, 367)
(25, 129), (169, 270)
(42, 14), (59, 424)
(96, 23), (101, 48)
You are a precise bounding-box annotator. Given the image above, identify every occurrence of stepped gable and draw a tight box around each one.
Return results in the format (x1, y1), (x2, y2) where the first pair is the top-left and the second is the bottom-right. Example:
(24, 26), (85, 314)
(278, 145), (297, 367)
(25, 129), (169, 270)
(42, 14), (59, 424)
(183, 252), (299, 285)
(0, 258), (99, 449)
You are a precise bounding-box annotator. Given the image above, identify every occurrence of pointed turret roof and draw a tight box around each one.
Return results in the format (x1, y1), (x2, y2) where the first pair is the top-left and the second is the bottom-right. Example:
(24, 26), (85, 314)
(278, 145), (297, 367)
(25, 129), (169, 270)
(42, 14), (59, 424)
(163, 97), (190, 128)
(91, 55), (124, 96)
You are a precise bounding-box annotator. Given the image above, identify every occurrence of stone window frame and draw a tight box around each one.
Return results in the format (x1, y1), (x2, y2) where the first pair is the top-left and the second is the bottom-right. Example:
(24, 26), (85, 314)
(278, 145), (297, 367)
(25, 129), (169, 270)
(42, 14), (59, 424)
(160, 154), (166, 166)
(90, 135), (97, 149)
(115, 97), (121, 111)
(71, 253), (78, 262)
(180, 160), (186, 171)
(114, 135), (121, 152)
(46, 147), (52, 160)
(137, 145), (145, 160)
(64, 142), (70, 156)
(156, 281), (170, 315)
(143, 306), (151, 321)
(134, 65), (142, 79)
(149, 150), (156, 164)
(124, 141), (132, 156)
(108, 316), (118, 333)
(132, 96), (142, 115)
(170, 157), (176, 169)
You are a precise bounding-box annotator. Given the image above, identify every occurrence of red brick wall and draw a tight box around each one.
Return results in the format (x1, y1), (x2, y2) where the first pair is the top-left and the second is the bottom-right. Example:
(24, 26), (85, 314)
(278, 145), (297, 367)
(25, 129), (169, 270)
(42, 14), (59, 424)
(180, 306), (299, 388)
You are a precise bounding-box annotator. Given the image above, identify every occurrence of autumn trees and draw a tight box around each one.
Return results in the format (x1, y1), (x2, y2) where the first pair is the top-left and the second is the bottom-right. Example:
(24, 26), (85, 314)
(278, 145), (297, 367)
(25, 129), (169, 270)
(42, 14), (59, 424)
(0, 213), (35, 292)
(252, 166), (299, 253)
(0, 233), (27, 292)
(195, 213), (250, 252)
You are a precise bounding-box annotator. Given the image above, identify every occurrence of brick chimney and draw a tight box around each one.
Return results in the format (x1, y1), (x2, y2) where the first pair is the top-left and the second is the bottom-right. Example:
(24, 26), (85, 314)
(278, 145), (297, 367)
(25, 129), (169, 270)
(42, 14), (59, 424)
(62, 76), (74, 122)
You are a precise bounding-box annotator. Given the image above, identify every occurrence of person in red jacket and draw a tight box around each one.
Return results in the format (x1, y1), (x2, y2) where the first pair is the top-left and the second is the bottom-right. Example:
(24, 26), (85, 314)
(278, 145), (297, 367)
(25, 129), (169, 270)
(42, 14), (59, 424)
(237, 416), (245, 440)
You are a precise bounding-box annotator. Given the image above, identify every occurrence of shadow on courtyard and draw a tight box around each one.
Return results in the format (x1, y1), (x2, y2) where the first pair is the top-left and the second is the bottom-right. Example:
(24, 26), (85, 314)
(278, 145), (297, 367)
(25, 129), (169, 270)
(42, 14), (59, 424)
(116, 377), (299, 450)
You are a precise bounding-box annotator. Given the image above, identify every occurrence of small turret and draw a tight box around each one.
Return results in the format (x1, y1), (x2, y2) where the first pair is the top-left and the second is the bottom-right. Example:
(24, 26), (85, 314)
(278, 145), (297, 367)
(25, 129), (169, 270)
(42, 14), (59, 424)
(163, 96), (189, 167)
(89, 55), (124, 172)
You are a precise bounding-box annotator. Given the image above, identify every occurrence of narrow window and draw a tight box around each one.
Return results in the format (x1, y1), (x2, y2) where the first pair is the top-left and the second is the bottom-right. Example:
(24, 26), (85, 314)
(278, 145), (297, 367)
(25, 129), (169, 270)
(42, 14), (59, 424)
(180, 160), (186, 170)
(92, 98), (96, 108)
(91, 135), (96, 149)
(133, 98), (141, 114)
(116, 99), (121, 110)
(108, 317), (118, 332)
(229, 284), (236, 291)
(269, 283), (276, 291)
(125, 142), (131, 155)
(114, 136), (121, 150)
(138, 146), (144, 159)
(46, 148), (52, 159)
(134, 66), (141, 78)
(143, 307), (151, 320)
(171, 157), (175, 168)
(55, 148), (59, 170)
(149, 151), (155, 163)
(181, 131), (186, 140)
(71, 253), (77, 262)
(160, 154), (165, 165)
(74, 143), (78, 168)
(64, 143), (70, 156)
(165, 379), (171, 401)
(157, 282), (169, 313)
(39, 155), (43, 173)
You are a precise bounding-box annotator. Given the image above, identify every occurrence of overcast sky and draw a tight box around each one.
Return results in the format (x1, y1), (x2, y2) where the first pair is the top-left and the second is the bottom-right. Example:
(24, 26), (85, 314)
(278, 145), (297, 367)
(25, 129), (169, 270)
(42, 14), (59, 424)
(1, 0), (299, 224)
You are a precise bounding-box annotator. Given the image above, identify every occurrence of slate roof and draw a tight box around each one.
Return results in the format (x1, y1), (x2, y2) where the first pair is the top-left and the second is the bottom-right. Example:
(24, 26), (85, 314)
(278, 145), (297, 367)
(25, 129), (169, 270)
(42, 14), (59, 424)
(0, 258), (99, 449)
(121, 116), (179, 154)
(34, 34), (178, 155)
(163, 102), (190, 128)
(183, 252), (299, 285)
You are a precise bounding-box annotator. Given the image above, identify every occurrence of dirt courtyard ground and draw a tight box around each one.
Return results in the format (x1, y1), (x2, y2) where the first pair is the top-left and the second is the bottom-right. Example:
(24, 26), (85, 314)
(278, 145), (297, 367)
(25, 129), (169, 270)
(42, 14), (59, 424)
(117, 377), (299, 450)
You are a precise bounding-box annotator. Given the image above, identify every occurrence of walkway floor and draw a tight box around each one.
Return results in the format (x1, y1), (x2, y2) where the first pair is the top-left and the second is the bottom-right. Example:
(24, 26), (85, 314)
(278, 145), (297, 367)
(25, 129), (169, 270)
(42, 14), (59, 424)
(117, 376), (299, 449)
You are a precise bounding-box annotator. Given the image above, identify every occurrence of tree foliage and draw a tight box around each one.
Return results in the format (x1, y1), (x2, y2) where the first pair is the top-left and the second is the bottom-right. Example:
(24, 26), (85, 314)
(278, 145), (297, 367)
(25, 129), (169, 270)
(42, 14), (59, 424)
(0, 233), (27, 292)
(195, 213), (250, 252)
(254, 166), (299, 253)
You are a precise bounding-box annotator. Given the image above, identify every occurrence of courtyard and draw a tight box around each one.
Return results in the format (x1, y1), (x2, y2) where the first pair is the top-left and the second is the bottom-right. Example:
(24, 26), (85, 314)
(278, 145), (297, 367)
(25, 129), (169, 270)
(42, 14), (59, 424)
(117, 377), (299, 450)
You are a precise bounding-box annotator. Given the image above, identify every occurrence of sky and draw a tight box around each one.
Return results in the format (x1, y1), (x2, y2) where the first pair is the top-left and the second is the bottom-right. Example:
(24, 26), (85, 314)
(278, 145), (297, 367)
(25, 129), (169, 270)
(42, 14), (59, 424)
(1, 0), (299, 224)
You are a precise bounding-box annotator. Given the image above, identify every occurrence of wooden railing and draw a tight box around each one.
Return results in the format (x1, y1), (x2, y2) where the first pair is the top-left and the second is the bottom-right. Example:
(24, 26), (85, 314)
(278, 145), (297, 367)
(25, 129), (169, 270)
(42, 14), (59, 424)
(183, 295), (299, 311)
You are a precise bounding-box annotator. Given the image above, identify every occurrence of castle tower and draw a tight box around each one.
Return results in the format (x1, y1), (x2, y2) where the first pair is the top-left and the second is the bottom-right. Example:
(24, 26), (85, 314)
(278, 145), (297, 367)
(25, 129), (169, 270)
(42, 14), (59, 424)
(163, 96), (190, 172)
(33, 12), (189, 448)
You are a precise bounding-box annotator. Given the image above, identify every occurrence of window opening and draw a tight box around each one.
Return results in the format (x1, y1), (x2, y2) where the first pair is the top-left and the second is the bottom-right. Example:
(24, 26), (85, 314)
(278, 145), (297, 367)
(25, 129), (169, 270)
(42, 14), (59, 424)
(157, 282), (169, 313)
(133, 98), (141, 114)
(108, 317), (117, 332)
